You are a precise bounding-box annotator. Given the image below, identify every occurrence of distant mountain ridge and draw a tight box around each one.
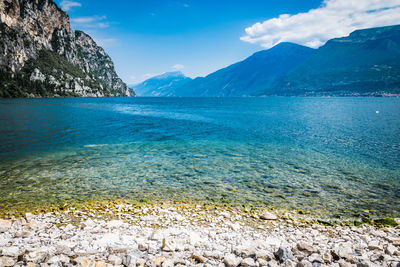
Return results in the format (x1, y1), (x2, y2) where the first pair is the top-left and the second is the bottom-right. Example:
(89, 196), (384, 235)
(173, 43), (316, 97)
(164, 24), (400, 97)
(0, 0), (133, 98)
(272, 25), (400, 96)
(131, 71), (192, 96)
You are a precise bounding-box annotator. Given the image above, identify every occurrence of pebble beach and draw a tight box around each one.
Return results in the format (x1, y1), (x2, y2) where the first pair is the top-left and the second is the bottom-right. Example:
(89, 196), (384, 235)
(1, 203), (399, 267)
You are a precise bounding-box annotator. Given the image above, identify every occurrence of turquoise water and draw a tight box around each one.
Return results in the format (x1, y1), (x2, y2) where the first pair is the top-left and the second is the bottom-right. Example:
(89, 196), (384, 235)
(0, 97), (399, 217)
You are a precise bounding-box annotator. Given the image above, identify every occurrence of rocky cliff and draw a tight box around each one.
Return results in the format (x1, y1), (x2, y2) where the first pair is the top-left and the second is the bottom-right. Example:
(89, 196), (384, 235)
(0, 0), (133, 97)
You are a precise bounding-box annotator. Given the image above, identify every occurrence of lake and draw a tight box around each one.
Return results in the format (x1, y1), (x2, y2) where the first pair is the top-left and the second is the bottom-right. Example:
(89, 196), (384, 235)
(0, 97), (399, 218)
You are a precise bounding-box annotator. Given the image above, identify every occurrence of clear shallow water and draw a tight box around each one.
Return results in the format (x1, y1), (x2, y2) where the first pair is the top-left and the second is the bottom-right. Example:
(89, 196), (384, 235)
(0, 97), (399, 217)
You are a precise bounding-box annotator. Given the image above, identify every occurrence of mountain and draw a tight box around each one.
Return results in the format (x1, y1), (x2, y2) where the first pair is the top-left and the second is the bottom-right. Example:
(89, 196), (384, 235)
(269, 25), (400, 96)
(173, 25), (400, 97)
(131, 71), (192, 96)
(0, 0), (133, 98)
(173, 43), (316, 97)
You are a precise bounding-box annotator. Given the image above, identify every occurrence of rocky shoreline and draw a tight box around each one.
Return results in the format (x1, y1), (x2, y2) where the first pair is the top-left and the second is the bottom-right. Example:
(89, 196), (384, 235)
(0, 203), (399, 267)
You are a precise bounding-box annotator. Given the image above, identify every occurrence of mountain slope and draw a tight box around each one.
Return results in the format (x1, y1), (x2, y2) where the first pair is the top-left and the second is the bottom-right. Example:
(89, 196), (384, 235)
(0, 0), (133, 97)
(173, 43), (316, 97)
(267, 25), (400, 96)
(131, 71), (192, 96)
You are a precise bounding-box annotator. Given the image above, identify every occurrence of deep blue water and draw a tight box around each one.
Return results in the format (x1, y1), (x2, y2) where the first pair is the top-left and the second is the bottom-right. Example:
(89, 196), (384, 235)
(0, 97), (399, 217)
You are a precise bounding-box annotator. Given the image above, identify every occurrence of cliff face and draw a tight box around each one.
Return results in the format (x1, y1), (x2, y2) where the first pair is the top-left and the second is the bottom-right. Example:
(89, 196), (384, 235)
(0, 0), (133, 97)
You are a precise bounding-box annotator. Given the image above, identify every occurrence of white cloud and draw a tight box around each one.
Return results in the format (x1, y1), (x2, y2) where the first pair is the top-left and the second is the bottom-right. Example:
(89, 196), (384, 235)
(241, 0), (400, 49)
(60, 0), (81, 11)
(71, 16), (110, 29)
(172, 64), (185, 71)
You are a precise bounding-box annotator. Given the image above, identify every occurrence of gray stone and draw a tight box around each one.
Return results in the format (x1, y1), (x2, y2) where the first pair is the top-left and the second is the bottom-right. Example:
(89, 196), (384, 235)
(268, 260), (279, 267)
(107, 255), (122, 265)
(275, 247), (294, 262)
(297, 242), (317, 255)
(162, 238), (177, 252)
(47, 255), (70, 264)
(322, 252), (332, 263)
(308, 253), (323, 264)
(260, 211), (278, 220)
(25, 213), (35, 222)
(241, 258), (257, 267)
(204, 251), (223, 259)
(337, 259), (351, 267)
(0, 219), (12, 233)
(162, 259), (174, 267)
(0, 256), (16, 267)
(24, 251), (48, 263)
(257, 258), (268, 267)
(1, 246), (21, 257)
(224, 254), (241, 267)
(296, 260), (312, 267)
(138, 241), (148, 251)
(386, 244), (397, 255)
(284, 259), (296, 267)
(234, 245), (256, 258)
(368, 240), (382, 250)
(332, 246), (353, 261)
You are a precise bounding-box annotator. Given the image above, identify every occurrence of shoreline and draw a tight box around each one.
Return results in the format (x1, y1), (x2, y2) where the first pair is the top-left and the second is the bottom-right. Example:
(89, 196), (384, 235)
(1, 202), (399, 266)
(1, 200), (398, 227)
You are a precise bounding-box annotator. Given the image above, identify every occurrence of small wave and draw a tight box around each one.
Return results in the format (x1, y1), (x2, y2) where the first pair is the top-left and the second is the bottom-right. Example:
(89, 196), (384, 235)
(84, 144), (106, 148)
(113, 104), (211, 123)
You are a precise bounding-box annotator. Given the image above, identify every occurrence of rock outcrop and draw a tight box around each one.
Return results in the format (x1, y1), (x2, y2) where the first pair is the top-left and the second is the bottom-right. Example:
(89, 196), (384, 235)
(0, 0), (133, 97)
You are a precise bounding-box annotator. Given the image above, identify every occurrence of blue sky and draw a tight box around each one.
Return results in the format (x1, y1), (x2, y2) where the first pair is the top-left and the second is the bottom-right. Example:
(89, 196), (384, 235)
(58, 0), (400, 85)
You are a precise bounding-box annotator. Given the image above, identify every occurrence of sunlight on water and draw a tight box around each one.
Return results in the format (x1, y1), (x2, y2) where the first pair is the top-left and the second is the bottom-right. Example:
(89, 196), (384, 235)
(0, 97), (399, 218)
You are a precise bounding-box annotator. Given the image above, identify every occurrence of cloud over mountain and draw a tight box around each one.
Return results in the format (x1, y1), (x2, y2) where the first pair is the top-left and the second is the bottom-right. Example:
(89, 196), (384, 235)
(241, 0), (400, 48)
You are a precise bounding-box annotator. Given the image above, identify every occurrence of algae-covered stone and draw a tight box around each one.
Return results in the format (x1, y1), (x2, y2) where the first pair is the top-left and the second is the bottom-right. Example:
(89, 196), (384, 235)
(374, 218), (398, 227)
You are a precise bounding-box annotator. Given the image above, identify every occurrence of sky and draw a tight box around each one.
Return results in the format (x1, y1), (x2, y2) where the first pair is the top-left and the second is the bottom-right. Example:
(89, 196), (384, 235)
(57, 0), (400, 85)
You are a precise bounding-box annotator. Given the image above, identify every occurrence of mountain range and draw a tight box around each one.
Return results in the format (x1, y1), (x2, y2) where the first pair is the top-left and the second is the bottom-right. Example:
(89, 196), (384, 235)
(0, 0), (133, 98)
(131, 71), (192, 97)
(135, 25), (400, 97)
